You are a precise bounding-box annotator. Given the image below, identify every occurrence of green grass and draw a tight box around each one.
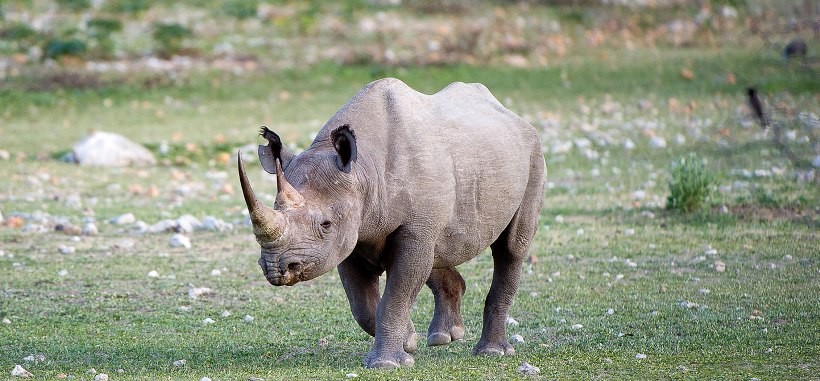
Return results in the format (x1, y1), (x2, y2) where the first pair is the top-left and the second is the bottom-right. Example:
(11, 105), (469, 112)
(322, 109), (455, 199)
(1, 23), (819, 381)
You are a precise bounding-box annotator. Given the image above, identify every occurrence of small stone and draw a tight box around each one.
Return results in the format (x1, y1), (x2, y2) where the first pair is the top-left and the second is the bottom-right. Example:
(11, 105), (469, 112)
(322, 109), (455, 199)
(680, 301), (700, 309)
(649, 136), (667, 149)
(58, 245), (76, 254)
(83, 223), (99, 236)
(510, 334), (524, 343)
(202, 318), (215, 324)
(699, 288), (710, 295)
(220, 310), (232, 318)
(200, 378), (212, 381)
(147, 270), (159, 278)
(317, 338), (329, 348)
(188, 287), (213, 299)
(172, 359), (186, 367)
(243, 315), (254, 322)
(210, 269), (222, 276)
(345, 373), (358, 378)
(2, 318), (11, 325)
(607, 308), (615, 315)
(111, 213), (136, 225)
(764, 347), (772, 354)
(571, 324), (584, 330)
(705, 247), (718, 255)
(517, 362), (540, 375)
(635, 353), (647, 359)
(94, 373), (108, 381)
(57, 269), (69, 277)
(714, 261), (726, 272)
(554, 215), (564, 223)
(56, 374), (67, 379)
(506, 316), (519, 326)
(178, 306), (191, 312)
(87, 368), (97, 375)
(623, 228), (635, 236)
(603, 357), (613, 364)
(576, 228), (584, 236)
(11, 365), (32, 377)
(170, 234), (191, 249)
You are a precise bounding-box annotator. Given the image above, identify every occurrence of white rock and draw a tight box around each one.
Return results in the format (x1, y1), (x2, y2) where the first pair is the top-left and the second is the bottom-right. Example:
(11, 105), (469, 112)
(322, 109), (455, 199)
(510, 334), (524, 343)
(94, 373), (109, 381)
(0, 150), (9, 160)
(220, 310), (232, 317)
(82, 222), (99, 235)
(172, 359), (186, 367)
(200, 378), (212, 381)
(623, 139), (636, 151)
(607, 308), (615, 315)
(200, 216), (233, 232)
(649, 136), (667, 148)
(506, 316), (519, 326)
(813, 155), (820, 168)
(170, 234), (191, 249)
(2, 318), (11, 324)
(58, 245), (76, 254)
(345, 373), (358, 378)
(188, 287), (213, 299)
(635, 353), (647, 359)
(623, 228), (635, 236)
(517, 362), (540, 375)
(210, 269), (222, 276)
(147, 270), (159, 278)
(243, 315), (254, 322)
(680, 301), (700, 309)
(576, 228), (584, 236)
(714, 261), (726, 272)
(111, 213), (136, 225)
(699, 288), (710, 295)
(72, 131), (156, 167)
(202, 318), (215, 325)
(631, 190), (646, 200)
(11, 365), (32, 377)
(87, 368), (97, 375)
(571, 324), (583, 330)
(178, 306), (191, 312)
(57, 269), (69, 277)
(176, 215), (201, 233)
(554, 215), (564, 223)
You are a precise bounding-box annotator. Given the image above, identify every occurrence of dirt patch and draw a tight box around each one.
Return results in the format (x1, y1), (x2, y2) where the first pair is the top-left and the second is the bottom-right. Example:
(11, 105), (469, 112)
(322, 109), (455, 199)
(722, 204), (819, 226)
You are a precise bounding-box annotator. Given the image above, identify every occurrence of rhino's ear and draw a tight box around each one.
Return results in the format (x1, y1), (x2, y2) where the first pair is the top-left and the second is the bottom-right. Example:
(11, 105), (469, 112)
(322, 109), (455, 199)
(258, 127), (293, 174)
(331, 124), (356, 173)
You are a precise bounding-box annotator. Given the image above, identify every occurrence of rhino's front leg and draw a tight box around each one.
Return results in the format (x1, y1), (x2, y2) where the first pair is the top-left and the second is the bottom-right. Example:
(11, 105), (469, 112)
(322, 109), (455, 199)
(364, 242), (433, 369)
(338, 254), (418, 354)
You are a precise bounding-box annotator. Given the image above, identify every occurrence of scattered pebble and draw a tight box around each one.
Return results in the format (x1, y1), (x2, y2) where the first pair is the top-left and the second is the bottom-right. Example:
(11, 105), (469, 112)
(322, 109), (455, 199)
(3, 318), (11, 325)
(147, 270), (159, 278)
(220, 310), (232, 317)
(764, 347), (773, 354)
(11, 365), (32, 378)
(210, 269), (222, 276)
(345, 373), (358, 378)
(188, 287), (213, 299)
(603, 357), (613, 364)
(317, 338), (329, 348)
(714, 261), (726, 273)
(680, 301), (700, 309)
(173, 359), (186, 367)
(83, 223), (99, 236)
(554, 215), (564, 223)
(58, 245), (76, 254)
(517, 362), (540, 375)
(635, 353), (647, 359)
(179, 306), (191, 312)
(576, 228), (584, 236)
(170, 234), (191, 249)
(607, 308), (615, 315)
(94, 374), (108, 381)
(21, 355), (45, 363)
(699, 288), (710, 295)
(200, 378), (212, 381)
(506, 316), (519, 326)
(243, 315), (254, 322)
(111, 213), (136, 225)
(649, 136), (667, 148)
(202, 318), (215, 325)
(510, 334), (525, 343)
(57, 269), (69, 277)
(571, 324), (584, 330)
(87, 368), (97, 375)
(623, 228), (635, 236)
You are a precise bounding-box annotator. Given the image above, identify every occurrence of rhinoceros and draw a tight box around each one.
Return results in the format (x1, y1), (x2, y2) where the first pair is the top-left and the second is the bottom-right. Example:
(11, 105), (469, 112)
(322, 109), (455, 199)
(237, 78), (545, 368)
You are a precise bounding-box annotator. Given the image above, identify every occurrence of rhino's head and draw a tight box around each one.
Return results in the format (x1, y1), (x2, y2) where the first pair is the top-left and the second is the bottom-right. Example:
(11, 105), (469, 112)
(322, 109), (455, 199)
(238, 126), (360, 286)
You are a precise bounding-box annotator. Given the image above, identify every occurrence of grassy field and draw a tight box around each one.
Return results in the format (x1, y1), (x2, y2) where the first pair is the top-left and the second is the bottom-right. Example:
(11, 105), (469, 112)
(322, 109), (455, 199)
(2, 2), (819, 380)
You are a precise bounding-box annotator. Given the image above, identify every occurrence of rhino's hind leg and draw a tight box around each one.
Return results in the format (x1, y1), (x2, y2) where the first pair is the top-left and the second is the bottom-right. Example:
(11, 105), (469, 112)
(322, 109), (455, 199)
(426, 267), (466, 346)
(338, 254), (418, 354)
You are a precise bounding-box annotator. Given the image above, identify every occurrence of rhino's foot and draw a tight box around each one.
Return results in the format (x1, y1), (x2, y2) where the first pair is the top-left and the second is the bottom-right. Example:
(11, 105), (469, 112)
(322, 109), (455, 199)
(365, 350), (414, 369)
(473, 340), (515, 356)
(427, 325), (465, 346)
(404, 332), (418, 354)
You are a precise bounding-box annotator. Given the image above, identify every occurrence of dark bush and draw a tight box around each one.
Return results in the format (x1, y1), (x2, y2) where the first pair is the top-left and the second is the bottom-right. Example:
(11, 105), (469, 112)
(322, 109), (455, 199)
(43, 38), (88, 60)
(87, 18), (123, 58)
(152, 23), (193, 58)
(56, 0), (91, 11)
(222, 0), (259, 19)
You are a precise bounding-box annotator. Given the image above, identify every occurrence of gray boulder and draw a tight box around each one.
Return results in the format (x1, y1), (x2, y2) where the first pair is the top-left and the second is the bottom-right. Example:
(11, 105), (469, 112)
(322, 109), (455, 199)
(72, 131), (156, 167)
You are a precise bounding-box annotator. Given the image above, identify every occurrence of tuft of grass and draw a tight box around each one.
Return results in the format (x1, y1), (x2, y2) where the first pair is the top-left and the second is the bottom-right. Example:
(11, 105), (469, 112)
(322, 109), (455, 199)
(666, 153), (714, 213)
(151, 23), (194, 58)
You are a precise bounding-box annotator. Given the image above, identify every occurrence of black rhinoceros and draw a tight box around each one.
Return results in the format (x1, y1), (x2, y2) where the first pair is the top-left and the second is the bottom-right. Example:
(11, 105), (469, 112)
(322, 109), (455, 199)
(238, 78), (545, 368)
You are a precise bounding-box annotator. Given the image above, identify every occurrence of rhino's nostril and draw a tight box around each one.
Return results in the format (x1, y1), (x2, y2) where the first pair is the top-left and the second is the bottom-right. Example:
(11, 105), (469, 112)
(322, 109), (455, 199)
(287, 261), (303, 274)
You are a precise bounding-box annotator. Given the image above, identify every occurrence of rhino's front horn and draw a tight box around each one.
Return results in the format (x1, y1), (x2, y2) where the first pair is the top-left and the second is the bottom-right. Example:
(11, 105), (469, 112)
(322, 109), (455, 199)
(237, 151), (285, 241)
(274, 158), (305, 210)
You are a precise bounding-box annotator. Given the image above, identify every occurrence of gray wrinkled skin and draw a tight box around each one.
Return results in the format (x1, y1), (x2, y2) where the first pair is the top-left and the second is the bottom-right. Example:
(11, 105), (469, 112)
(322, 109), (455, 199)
(238, 78), (546, 369)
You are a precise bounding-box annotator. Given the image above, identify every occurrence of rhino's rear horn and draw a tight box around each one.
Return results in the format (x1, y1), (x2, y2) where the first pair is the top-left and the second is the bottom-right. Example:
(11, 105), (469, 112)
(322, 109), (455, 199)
(237, 150), (285, 241)
(274, 159), (305, 210)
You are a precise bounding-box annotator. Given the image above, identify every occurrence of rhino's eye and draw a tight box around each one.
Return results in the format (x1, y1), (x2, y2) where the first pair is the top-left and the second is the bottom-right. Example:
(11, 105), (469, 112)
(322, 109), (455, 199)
(320, 220), (333, 232)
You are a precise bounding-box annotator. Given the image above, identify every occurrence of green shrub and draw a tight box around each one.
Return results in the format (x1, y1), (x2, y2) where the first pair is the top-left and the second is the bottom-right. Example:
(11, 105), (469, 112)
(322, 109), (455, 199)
(87, 18), (123, 58)
(56, 0), (91, 11)
(1, 22), (39, 43)
(152, 23), (193, 58)
(105, 0), (152, 14)
(43, 38), (88, 60)
(221, 0), (259, 19)
(666, 153), (713, 213)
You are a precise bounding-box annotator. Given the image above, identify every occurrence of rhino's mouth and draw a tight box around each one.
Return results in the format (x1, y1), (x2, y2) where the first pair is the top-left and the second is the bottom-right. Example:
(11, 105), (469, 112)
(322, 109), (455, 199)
(258, 257), (315, 286)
